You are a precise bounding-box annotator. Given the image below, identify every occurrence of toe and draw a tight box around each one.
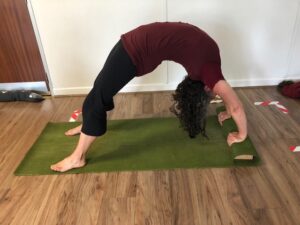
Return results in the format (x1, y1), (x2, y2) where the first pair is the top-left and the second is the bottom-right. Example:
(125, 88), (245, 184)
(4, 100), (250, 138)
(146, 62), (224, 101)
(50, 165), (57, 171)
(51, 164), (60, 172)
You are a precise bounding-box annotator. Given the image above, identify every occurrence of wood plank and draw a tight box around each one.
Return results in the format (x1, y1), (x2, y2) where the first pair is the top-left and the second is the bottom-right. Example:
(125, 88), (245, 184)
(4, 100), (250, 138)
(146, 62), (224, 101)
(96, 197), (135, 225)
(134, 171), (173, 225)
(102, 172), (137, 198)
(0, 87), (299, 225)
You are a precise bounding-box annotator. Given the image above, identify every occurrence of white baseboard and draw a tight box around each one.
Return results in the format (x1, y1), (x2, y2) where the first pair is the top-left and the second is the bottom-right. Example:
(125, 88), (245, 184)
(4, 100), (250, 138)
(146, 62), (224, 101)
(53, 83), (179, 95)
(52, 76), (300, 96)
(228, 79), (272, 87)
(228, 77), (300, 87)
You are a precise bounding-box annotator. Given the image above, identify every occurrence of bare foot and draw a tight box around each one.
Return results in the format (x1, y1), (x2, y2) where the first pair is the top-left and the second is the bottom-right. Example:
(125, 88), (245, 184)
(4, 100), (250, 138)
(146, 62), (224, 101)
(65, 124), (82, 136)
(50, 156), (86, 172)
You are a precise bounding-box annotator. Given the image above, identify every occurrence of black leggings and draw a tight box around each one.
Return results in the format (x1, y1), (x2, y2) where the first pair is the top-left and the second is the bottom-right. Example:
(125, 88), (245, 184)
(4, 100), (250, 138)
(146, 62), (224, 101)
(81, 40), (136, 136)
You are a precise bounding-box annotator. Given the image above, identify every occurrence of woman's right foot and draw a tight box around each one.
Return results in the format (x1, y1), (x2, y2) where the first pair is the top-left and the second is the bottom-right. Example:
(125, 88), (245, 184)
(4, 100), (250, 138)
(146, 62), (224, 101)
(65, 124), (82, 136)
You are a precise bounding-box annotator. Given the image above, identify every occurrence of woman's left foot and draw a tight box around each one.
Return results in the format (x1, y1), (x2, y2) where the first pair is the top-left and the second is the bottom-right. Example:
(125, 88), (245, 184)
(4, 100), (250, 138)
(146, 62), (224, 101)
(50, 156), (86, 172)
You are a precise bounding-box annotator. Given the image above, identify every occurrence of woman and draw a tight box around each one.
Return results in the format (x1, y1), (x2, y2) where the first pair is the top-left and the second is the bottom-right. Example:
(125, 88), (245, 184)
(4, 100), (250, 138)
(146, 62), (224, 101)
(51, 22), (247, 172)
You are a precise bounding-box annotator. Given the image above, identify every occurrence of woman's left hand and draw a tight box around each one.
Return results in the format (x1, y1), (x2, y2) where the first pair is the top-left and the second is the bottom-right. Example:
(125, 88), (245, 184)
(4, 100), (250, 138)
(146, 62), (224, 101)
(227, 132), (246, 146)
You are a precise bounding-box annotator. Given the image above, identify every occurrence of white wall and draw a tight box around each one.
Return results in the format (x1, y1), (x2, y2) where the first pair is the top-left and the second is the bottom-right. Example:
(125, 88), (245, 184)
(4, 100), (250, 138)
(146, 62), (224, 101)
(29, 0), (168, 95)
(287, 1), (300, 78)
(167, 0), (300, 86)
(29, 0), (300, 95)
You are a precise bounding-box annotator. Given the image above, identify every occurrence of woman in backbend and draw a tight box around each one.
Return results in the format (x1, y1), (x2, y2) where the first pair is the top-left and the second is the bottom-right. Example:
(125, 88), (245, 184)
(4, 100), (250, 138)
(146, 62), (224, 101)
(51, 22), (247, 172)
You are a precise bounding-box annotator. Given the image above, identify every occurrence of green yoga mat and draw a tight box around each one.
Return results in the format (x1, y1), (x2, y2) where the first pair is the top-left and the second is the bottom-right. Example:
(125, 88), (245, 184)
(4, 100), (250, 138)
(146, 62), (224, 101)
(15, 107), (260, 176)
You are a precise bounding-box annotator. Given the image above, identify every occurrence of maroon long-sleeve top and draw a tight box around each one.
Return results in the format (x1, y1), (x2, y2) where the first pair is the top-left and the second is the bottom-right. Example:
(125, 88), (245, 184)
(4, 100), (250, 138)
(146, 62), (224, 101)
(121, 22), (224, 89)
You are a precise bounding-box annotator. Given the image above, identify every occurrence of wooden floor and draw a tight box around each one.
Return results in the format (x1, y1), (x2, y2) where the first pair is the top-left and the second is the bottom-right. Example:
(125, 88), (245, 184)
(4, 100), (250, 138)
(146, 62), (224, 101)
(0, 87), (299, 225)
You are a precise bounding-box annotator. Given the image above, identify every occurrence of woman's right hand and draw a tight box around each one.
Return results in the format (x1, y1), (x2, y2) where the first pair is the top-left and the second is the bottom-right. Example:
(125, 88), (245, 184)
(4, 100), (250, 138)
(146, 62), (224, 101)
(218, 111), (231, 125)
(227, 132), (247, 146)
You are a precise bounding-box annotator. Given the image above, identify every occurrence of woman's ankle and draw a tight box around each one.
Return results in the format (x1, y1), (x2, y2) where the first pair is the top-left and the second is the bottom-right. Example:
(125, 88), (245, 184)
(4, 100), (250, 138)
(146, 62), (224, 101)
(70, 152), (85, 162)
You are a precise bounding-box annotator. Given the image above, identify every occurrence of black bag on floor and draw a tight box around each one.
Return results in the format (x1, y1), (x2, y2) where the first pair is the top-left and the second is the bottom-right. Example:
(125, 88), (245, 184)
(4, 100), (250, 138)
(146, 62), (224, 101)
(0, 90), (44, 102)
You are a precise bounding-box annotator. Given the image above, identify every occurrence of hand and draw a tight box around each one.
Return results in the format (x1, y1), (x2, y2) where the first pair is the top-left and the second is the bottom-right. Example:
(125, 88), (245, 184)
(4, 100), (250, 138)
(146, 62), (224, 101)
(227, 132), (246, 146)
(218, 111), (231, 125)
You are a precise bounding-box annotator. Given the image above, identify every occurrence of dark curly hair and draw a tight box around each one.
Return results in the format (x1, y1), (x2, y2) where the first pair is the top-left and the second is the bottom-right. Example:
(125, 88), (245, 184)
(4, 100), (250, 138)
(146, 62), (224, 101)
(170, 75), (210, 139)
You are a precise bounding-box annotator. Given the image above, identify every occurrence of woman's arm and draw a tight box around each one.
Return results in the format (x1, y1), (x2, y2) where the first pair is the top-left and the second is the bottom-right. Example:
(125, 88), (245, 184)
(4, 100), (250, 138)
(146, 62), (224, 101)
(213, 80), (247, 146)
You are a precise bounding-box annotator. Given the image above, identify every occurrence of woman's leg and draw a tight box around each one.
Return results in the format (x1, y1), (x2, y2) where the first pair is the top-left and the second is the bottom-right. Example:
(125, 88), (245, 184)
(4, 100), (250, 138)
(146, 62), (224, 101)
(50, 133), (95, 172)
(51, 40), (136, 172)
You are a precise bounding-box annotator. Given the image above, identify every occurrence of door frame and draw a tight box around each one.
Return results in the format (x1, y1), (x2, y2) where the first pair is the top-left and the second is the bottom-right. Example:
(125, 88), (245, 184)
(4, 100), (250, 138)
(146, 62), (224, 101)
(26, 0), (54, 96)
